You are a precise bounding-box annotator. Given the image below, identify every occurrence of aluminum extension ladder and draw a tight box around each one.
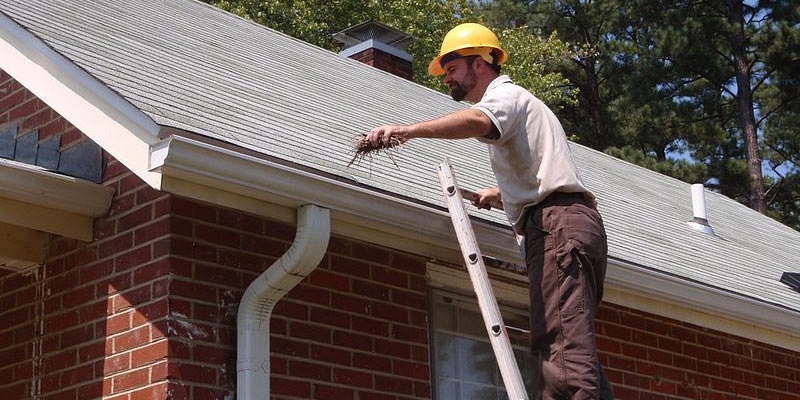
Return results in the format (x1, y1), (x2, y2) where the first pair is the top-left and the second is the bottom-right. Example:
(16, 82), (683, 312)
(436, 157), (529, 400)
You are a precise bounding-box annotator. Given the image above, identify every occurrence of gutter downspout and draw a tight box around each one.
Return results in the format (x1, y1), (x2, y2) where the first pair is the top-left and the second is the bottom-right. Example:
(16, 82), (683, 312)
(237, 204), (330, 400)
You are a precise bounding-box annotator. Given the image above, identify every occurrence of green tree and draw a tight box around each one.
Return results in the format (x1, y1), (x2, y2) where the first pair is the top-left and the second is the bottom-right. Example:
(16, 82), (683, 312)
(479, 0), (799, 228)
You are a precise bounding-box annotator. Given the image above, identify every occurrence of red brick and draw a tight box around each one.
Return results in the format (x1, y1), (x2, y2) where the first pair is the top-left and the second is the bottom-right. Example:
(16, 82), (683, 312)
(315, 384), (354, 400)
(310, 307), (350, 329)
(376, 338), (412, 359)
(352, 279), (390, 301)
(370, 302), (409, 324)
(169, 362), (217, 384)
(372, 266), (408, 288)
(46, 309), (79, 333)
(103, 160), (128, 181)
(39, 117), (65, 140)
(78, 341), (105, 363)
(392, 289), (426, 310)
(333, 367), (373, 388)
(291, 321), (330, 343)
(287, 284), (330, 305)
(273, 300), (308, 320)
(334, 331), (373, 352)
(195, 264), (241, 287)
(374, 375), (414, 395)
(113, 245), (152, 272)
(290, 360), (331, 381)
(271, 356), (288, 375)
(270, 337), (309, 357)
(97, 272), (133, 296)
(172, 197), (217, 223)
(118, 206), (153, 233)
(271, 377), (310, 397)
(309, 269), (350, 292)
(240, 234), (287, 258)
(169, 279), (216, 302)
(393, 359), (429, 380)
(330, 255), (371, 278)
(0, 90), (25, 114)
(357, 391), (395, 400)
(60, 364), (93, 387)
(331, 293), (370, 314)
(60, 325), (94, 348)
(80, 259), (114, 285)
(620, 342), (648, 359)
(112, 368), (149, 392)
(219, 249), (266, 272)
(390, 253), (426, 275)
(311, 344), (351, 365)
(192, 344), (228, 364)
(22, 108), (51, 130)
(391, 325), (427, 344)
(168, 319), (214, 342)
(99, 233), (133, 259)
(114, 325), (150, 352)
(60, 127), (84, 147)
(352, 315), (389, 336)
(133, 218), (170, 245)
(79, 300), (109, 324)
(353, 353), (391, 372)
(133, 259), (170, 285)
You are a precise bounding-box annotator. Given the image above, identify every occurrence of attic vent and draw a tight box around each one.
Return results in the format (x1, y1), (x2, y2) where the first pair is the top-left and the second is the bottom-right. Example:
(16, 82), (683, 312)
(780, 272), (800, 293)
(687, 183), (715, 236)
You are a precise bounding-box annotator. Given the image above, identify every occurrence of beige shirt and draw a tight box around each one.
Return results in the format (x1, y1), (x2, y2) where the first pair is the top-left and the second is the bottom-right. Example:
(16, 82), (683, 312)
(474, 75), (593, 234)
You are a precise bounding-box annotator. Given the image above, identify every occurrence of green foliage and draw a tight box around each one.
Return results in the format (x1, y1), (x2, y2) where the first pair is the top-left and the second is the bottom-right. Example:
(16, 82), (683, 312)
(497, 28), (576, 107)
(476, 0), (799, 229)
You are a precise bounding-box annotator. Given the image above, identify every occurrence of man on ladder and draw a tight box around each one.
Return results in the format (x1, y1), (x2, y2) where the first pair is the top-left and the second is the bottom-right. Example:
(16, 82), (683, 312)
(366, 22), (614, 400)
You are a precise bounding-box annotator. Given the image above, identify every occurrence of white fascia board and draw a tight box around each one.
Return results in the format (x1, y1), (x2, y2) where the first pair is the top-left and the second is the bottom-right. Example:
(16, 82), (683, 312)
(150, 135), (522, 264)
(0, 158), (115, 217)
(605, 259), (800, 340)
(0, 12), (162, 188)
(0, 159), (114, 241)
(151, 135), (800, 348)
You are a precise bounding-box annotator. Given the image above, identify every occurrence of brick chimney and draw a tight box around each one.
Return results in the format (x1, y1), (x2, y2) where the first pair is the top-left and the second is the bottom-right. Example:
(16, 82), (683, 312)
(333, 20), (416, 80)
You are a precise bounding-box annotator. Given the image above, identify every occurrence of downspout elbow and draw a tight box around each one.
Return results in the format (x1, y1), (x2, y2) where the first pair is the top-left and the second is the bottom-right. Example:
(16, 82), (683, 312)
(237, 204), (330, 400)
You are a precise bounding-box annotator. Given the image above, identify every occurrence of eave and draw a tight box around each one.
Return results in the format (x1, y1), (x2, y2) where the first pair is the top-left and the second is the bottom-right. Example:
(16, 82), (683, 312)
(0, 158), (115, 269)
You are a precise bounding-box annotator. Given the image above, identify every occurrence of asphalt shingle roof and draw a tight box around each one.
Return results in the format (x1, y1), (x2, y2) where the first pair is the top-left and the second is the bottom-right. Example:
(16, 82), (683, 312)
(2, 0), (799, 314)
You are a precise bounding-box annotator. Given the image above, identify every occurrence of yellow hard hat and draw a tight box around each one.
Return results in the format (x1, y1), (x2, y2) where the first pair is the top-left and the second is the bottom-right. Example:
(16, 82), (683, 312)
(428, 23), (509, 76)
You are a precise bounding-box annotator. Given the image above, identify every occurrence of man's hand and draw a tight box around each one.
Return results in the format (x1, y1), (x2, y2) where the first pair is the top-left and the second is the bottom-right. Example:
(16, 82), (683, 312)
(472, 187), (502, 210)
(366, 124), (413, 147)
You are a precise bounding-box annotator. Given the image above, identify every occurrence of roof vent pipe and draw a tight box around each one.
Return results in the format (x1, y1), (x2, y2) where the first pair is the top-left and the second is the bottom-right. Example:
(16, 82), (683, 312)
(687, 183), (715, 236)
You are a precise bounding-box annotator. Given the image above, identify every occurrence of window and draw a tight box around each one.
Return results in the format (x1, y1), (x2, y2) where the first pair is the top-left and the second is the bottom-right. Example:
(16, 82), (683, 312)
(431, 291), (535, 400)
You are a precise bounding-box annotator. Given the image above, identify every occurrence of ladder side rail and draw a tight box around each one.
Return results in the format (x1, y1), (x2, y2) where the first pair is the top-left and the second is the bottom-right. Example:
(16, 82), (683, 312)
(437, 158), (529, 400)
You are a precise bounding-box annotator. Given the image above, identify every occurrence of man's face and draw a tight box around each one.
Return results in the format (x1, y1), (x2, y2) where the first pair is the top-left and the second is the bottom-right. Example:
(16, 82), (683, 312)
(443, 57), (477, 102)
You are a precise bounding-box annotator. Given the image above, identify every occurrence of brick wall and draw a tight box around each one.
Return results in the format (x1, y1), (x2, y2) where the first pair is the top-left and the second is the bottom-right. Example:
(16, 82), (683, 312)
(596, 304), (800, 400)
(163, 200), (431, 400)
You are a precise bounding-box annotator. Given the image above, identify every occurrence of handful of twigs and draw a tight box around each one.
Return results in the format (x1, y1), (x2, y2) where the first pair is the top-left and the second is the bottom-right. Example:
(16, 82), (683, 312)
(347, 134), (403, 167)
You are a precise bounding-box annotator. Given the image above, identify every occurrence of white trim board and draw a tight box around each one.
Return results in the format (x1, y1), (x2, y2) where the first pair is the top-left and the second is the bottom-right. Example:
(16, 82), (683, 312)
(0, 159), (114, 241)
(0, 11), (162, 188)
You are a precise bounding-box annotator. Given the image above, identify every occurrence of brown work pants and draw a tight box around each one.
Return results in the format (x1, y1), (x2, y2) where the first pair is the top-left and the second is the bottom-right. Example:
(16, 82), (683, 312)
(525, 193), (614, 400)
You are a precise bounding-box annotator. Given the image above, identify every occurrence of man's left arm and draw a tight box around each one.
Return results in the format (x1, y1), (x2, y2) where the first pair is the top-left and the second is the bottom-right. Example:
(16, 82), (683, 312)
(366, 109), (498, 146)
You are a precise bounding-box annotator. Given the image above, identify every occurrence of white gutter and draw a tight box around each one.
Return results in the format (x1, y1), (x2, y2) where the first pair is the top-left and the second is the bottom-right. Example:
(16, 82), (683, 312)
(237, 204), (330, 400)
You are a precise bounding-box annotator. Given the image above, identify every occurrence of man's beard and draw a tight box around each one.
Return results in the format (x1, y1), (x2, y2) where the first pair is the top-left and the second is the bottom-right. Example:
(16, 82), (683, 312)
(450, 68), (476, 101)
